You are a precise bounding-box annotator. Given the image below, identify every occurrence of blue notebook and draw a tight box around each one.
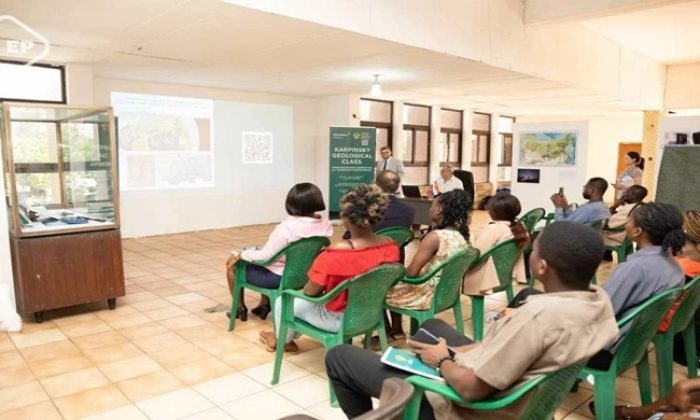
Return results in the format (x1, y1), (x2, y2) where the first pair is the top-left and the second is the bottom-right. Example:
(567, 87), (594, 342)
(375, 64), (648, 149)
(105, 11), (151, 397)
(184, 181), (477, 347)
(380, 347), (444, 381)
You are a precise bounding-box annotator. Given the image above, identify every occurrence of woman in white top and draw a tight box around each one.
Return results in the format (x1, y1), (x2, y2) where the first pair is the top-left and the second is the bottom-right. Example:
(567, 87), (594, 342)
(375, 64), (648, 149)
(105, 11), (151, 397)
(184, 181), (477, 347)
(463, 194), (530, 295)
(613, 151), (644, 199)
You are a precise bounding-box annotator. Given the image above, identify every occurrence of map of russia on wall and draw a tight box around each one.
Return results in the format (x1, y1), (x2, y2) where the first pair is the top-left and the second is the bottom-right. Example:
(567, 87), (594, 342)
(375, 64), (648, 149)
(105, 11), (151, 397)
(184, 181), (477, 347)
(519, 131), (577, 166)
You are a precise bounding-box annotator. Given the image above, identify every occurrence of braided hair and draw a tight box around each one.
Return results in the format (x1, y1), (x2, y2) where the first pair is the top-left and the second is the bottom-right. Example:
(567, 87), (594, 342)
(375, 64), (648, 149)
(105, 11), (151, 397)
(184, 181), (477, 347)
(340, 183), (388, 229)
(631, 202), (685, 255)
(683, 210), (700, 253)
(486, 194), (530, 247)
(434, 189), (472, 241)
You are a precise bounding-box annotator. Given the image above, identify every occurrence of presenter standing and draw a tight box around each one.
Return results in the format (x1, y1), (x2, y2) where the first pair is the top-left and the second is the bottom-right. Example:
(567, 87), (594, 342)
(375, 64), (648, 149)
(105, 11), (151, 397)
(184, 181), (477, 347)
(613, 151), (644, 199)
(376, 146), (405, 194)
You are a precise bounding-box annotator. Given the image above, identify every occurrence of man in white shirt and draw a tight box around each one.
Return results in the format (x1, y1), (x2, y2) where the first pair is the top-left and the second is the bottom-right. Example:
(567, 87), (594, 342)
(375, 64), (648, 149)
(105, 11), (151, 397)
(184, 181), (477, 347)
(432, 163), (464, 196)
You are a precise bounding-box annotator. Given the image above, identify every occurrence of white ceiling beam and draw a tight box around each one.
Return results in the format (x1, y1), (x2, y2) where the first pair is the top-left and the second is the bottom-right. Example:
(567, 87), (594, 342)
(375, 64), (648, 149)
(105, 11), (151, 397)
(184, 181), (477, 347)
(525, 0), (694, 24)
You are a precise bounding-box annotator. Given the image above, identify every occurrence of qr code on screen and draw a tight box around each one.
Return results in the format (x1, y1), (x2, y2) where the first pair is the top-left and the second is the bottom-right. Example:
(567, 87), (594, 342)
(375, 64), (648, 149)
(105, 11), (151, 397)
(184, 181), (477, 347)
(242, 132), (273, 164)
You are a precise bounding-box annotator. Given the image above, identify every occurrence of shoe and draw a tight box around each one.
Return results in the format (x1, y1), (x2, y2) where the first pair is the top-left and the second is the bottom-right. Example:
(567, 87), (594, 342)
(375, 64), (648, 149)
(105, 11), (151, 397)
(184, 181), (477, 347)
(259, 331), (299, 354)
(226, 305), (248, 321)
(251, 303), (272, 320)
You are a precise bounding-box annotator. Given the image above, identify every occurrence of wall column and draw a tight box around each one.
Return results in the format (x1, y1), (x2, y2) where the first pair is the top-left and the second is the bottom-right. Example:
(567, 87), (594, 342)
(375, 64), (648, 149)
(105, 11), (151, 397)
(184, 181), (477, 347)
(641, 110), (660, 198)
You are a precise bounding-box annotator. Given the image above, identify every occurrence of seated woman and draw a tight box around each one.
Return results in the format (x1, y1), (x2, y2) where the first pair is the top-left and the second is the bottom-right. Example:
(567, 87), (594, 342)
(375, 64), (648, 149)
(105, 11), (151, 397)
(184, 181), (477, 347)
(225, 183), (333, 321)
(383, 189), (473, 339)
(259, 183), (399, 353)
(588, 202), (686, 370)
(669, 210), (700, 366)
(463, 194), (530, 295)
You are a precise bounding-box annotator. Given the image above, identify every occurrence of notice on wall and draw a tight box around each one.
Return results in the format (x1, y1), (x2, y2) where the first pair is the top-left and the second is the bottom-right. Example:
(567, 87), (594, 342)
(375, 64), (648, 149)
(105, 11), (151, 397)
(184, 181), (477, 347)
(242, 131), (273, 164)
(328, 127), (376, 212)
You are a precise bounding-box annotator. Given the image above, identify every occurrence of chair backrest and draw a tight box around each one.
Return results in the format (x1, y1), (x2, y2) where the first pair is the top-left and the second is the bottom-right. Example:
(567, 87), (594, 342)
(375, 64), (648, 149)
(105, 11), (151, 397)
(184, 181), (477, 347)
(671, 275), (700, 334)
(357, 378), (414, 420)
(519, 208), (545, 234)
(473, 239), (520, 293)
(614, 288), (681, 373)
(432, 247), (480, 312)
(342, 263), (406, 337)
(376, 226), (415, 249)
(516, 363), (585, 420)
(586, 219), (607, 232)
(279, 236), (331, 290)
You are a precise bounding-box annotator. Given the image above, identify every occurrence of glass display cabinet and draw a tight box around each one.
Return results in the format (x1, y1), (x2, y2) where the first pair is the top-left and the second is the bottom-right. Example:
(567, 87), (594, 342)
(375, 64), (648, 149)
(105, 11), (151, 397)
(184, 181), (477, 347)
(0, 103), (124, 322)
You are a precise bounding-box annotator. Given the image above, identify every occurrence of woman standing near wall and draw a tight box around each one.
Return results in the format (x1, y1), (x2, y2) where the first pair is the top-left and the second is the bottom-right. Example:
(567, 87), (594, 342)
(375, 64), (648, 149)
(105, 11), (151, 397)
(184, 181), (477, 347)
(613, 151), (644, 199)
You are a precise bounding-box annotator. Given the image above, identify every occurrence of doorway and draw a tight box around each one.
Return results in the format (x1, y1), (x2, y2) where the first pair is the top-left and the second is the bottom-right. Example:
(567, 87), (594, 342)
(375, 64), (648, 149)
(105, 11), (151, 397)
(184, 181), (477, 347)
(616, 143), (642, 178)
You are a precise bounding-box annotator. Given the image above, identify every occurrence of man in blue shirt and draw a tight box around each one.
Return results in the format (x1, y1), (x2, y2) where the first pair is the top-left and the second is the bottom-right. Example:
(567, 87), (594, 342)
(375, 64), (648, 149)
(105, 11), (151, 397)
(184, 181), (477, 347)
(551, 177), (611, 224)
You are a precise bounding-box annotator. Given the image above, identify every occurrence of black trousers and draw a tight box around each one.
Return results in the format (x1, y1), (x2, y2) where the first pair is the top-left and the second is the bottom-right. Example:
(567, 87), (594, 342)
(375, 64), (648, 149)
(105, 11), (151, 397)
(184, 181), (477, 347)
(325, 319), (473, 419)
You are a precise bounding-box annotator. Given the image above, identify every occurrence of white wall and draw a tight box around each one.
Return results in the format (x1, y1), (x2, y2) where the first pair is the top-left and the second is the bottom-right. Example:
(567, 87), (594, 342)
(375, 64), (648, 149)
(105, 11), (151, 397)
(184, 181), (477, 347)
(517, 114), (643, 203)
(665, 62), (700, 110)
(0, 166), (14, 310)
(93, 78), (323, 237)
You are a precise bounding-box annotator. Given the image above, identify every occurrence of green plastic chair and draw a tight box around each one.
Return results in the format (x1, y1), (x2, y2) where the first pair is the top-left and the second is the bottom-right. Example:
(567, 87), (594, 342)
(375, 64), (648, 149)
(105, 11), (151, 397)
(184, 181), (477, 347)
(384, 248), (480, 336)
(227, 236), (330, 332)
(273, 263), (407, 403)
(603, 223), (634, 264)
(519, 208), (545, 235)
(403, 362), (584, 420)
(579, 288), (681, 420)
(376, 226), (415, 250)
(465, 239), (521, 341)
(653, 275), (700, 397)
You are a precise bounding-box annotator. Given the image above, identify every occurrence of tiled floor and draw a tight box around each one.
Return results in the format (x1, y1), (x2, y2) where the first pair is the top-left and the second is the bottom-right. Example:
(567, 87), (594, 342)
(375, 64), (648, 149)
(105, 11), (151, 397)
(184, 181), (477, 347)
(0, 211), (689, 419)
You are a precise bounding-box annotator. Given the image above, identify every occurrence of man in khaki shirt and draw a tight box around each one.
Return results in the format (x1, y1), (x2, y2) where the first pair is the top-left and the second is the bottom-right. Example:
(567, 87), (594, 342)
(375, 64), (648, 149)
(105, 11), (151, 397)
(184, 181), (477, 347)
(325, 222), (619, 420)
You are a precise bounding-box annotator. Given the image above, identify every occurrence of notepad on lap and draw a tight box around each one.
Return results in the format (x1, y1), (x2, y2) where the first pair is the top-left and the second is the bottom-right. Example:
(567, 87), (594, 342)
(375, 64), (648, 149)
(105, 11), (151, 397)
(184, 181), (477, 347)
(380, 347), (444, 381)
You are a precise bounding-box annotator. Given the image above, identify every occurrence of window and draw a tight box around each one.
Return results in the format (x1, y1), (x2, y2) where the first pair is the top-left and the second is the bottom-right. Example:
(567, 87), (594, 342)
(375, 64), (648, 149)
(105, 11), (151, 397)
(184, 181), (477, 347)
(0, 60), (66, 103)
(471, 112), (491, 183)
(439, 109), (462, 166)
(498, 116), (515, 166)
(360, 98), (392, 158)
(402, 104), (431, 166)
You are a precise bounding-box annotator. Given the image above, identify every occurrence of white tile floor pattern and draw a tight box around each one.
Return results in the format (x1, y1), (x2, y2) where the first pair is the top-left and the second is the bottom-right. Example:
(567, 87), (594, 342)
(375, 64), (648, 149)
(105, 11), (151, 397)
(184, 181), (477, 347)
(0, 211), (688, 419)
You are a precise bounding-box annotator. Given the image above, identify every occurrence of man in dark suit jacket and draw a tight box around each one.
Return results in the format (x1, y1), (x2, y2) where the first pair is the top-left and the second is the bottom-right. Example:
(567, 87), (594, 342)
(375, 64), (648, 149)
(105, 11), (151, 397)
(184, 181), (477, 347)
(344, 170), (416, 262)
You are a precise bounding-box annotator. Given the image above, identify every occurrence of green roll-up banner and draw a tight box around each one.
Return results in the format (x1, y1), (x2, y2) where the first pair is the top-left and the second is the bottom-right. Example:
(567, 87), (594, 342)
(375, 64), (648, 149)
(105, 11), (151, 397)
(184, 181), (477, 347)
(329, 127), (376, 212)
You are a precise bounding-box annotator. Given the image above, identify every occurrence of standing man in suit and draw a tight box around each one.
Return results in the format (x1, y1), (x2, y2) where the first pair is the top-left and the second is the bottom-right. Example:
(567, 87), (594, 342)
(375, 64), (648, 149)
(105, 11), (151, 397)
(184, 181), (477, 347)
(376, 146), (405, 195)
(344, 170), (415, 262)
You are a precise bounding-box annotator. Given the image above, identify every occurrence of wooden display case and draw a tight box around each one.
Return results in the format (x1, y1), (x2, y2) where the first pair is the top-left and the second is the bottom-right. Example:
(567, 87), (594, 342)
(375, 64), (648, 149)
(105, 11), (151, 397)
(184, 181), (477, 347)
(0, 103), (124, 322)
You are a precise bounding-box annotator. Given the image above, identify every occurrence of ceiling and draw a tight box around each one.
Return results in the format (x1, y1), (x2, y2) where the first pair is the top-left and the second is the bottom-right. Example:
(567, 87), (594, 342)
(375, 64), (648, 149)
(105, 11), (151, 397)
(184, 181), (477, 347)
(579, 0), (700, 64)
(0, 0), (696, 115)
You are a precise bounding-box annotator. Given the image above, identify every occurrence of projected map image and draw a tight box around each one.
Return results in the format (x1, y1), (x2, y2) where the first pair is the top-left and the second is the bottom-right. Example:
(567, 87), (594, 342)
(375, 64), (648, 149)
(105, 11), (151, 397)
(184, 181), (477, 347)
(112, 92), (215, 190)
(519, 131), (577, 167)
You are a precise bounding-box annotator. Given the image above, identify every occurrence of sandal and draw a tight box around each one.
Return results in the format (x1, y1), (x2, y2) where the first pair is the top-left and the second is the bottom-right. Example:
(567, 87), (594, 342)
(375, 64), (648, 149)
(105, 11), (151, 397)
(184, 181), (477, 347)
(258, 331), (299, 354)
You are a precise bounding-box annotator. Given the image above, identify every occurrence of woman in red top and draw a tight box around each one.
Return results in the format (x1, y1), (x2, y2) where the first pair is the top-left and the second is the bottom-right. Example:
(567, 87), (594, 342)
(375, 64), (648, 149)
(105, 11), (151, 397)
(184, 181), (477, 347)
(259, 183), (400, 353)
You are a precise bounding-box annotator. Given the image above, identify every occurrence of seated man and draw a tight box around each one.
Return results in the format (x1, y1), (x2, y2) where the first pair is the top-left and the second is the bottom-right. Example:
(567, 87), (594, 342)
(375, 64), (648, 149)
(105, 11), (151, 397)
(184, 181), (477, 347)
(325, 222), (619, 420)
(603, 185), (648, 247)
(432, 163), (463, 196)
(550, 177), (611, 224)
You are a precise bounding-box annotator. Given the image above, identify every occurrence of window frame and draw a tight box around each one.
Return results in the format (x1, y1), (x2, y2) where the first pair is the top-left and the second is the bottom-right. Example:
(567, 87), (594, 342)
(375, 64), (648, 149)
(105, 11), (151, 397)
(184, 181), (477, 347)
(440, 108), (462, 166)
(0, 59), (67, 104)
(360, 98), (393, 153)
(498, 115), (516, 167)
(402, 103), (431, 167)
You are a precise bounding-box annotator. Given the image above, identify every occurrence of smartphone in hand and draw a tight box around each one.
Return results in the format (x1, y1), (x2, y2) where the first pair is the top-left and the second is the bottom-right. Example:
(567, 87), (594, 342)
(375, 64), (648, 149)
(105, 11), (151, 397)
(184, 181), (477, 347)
(558, 187), (564, 196)
(411, 328), (456, 358)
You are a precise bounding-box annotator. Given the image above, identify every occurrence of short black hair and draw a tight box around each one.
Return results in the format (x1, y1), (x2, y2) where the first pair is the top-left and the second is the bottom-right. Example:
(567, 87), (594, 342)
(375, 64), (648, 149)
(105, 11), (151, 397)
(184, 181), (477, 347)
(376, 170), (400, 194)
(285, 183), (326, 216)
(631, 202), (685, 255)
(587, 177), (608, 195)
(624, 185), (648, 204)
(538, 221), (603, 289)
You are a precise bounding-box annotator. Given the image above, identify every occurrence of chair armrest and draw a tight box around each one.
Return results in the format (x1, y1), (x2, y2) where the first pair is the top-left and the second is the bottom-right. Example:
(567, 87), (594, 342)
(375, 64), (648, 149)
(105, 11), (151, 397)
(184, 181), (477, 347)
(281, 282), (349, 305)
(406, 374), (545, 411)
(603, 225), (626, 233)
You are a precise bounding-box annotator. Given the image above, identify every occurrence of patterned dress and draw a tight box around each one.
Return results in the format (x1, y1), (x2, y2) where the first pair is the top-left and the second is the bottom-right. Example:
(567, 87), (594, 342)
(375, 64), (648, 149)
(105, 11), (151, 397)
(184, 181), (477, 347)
(385, 229), (470, 310)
